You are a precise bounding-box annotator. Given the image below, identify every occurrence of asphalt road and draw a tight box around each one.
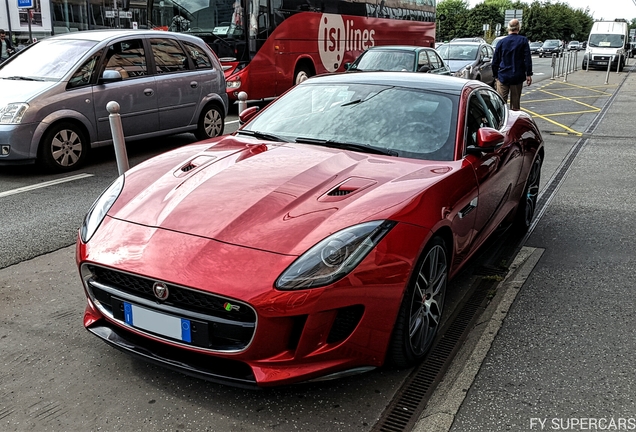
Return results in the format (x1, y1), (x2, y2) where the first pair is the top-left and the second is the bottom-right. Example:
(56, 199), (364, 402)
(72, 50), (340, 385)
(1, 53), (614, 431)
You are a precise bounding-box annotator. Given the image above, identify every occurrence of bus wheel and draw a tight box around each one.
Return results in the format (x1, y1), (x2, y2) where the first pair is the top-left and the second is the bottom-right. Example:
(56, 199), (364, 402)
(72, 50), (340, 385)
(294, 67), (312, 85)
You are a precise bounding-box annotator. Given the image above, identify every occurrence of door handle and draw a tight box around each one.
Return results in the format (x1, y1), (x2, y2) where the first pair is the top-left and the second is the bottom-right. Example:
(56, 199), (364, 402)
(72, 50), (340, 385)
(144, 88), (154, 96)
(190, 81), (198, 88)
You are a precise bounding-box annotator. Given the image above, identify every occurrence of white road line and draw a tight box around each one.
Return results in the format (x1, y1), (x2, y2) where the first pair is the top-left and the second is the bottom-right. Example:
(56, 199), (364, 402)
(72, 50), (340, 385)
(0, 173), (95, 198)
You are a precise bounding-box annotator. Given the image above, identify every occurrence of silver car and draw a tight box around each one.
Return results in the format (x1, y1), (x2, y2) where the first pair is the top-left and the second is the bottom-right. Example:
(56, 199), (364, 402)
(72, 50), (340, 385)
(0, 30), (228, 172)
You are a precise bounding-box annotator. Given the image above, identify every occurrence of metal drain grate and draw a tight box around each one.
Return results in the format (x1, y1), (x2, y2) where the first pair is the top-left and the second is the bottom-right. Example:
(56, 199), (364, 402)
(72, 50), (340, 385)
(372, 278), (495, 432)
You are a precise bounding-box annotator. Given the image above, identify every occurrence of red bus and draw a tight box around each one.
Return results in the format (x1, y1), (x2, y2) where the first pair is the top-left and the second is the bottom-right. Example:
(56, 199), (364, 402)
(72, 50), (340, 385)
(149, 0), (436, 101)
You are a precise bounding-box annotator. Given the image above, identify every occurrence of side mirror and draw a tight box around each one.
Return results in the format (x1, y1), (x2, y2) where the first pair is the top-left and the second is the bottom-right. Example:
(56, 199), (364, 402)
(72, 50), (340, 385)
(239, 106), (259, 125)
(417, 65), (431, 73)
(344, 62), (351, 71)
(99, 70), (123, 84)
(466, 127), (505, 154)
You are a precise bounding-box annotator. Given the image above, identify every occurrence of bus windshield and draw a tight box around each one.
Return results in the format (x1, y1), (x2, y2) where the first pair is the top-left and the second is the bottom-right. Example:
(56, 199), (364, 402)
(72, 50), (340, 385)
(149, 0), (245, 37)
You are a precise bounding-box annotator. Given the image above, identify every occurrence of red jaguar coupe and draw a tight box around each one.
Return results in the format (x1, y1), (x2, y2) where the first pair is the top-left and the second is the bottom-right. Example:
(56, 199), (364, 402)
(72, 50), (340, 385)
(77, 72), (543, 387)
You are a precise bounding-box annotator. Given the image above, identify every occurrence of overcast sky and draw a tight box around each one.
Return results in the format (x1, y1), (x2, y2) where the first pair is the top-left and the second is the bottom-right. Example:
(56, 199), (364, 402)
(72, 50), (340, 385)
(469, 0), (636, 22)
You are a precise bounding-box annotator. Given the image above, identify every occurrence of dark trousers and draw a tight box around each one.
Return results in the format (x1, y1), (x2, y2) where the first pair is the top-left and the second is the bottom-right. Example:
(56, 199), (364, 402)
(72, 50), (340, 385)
(496, 81), (523, 111)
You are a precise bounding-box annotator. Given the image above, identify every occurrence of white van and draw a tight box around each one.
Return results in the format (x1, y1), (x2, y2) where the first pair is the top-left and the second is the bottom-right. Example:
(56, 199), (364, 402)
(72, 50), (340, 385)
(583, 19), (629, 71)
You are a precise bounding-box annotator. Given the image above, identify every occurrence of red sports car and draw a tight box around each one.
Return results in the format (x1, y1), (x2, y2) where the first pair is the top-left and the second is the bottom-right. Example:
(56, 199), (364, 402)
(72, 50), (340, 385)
(77, 72), (543, 388)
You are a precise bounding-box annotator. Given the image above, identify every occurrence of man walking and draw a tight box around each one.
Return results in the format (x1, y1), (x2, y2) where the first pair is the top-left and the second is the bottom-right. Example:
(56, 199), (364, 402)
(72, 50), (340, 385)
(0, 29), (15, 63)
(492, 19), (532, 111)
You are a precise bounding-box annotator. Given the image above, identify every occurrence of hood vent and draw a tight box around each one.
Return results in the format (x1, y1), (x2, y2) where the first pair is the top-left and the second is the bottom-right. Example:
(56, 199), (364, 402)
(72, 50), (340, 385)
(174, 155), (217, 177)
(319, 177), (377, 202)
(328, 187), (354, 197)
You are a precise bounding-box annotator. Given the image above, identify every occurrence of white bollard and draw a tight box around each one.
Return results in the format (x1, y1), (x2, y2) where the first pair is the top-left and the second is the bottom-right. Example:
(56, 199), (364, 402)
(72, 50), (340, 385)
(237, 91), (248, 115)
(605, 56), (613, 84)
(107, 101), (129, 175)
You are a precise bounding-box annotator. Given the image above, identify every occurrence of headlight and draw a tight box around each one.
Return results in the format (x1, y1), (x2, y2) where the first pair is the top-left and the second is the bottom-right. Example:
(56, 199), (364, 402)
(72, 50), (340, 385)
(226, 79), (241, 89)
(0, 103), (29, 124)
(80, 175), (124, 243)
(454, 66), (471, 79)
(275, 220), (396, 290)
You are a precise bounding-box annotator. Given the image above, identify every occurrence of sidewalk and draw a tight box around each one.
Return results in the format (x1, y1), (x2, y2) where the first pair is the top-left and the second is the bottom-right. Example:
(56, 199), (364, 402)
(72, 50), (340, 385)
(415, 66), (636, 431)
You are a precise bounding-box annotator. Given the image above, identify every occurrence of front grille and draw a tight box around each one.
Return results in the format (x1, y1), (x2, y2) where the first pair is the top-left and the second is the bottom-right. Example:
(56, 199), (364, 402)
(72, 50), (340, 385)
(85, 264), (256, 352)
(87, 265), (255, 322)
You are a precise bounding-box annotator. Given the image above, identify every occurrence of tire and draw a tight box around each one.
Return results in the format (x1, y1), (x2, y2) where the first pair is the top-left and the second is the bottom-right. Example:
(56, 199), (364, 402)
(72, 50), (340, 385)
(39, 122), (89, 172)
(195, 104), (224, 140)
(294, 66), (312, 85)
(539, 53), (543, 58)
(514, 154), (542, 232)
(387, 236), (448, 368)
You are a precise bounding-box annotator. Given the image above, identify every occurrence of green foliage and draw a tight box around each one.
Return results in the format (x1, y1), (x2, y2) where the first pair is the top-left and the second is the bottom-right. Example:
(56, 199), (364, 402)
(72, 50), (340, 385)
(436, 0), (595, 43)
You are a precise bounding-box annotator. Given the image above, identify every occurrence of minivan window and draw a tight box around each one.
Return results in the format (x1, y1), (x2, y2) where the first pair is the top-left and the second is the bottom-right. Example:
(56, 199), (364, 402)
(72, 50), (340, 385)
(0, 39), (98, 81)
(68, 53), (101, 89)
(103, 39), (147, 79)
(183, 41), (213, 69)
(151, 38), (190, 73)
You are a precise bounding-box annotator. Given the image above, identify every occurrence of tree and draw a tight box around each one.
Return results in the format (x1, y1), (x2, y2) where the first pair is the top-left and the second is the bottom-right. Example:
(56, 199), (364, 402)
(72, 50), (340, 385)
(436, 0), (470, 41)
(463, 3), (504, 40)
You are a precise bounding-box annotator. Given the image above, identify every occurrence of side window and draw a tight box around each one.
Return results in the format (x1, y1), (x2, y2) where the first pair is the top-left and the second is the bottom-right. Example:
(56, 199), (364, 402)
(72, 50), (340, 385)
(480, 90), (505, 129)
(486, 45), (494, 58)
(480, 45), (489, 60)
(466, 93), (493, 149)
(151, 38), (190, 74)
(183, 41), (213, 69)
(428, 51), (441, 69)
(104, 39), (147, 79)
(417, 51), (430, 69)
(68, 53), (100, 89)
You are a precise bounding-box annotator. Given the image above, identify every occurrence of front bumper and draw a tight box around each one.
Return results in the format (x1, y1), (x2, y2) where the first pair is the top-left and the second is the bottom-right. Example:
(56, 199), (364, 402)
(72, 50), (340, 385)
(78, 216), (427, 386)
(0, 122), (39, 164)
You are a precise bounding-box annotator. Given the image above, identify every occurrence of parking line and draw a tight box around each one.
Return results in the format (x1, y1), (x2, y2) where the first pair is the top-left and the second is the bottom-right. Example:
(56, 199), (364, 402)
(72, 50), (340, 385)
(539, 89), (603, 111)
(0, 173), (94, 198)
(521, 107), (583, 136)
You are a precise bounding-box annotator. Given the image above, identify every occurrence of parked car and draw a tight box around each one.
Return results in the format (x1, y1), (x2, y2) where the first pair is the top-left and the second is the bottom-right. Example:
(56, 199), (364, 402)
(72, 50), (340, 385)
(568, 41), (581, 51)
(436, 41), (495, 86)
(529, 41), (543, 55)
(451, 37), (488, 43)
(346, 45), (451, 75)
(539, 39), (564, 57)
(77, 72), (544, 387)
(0, 29), (228, 172)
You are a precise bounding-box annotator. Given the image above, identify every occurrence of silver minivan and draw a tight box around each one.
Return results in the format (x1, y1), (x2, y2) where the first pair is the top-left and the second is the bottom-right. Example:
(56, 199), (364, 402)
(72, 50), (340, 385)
(0, 30), (228, 172)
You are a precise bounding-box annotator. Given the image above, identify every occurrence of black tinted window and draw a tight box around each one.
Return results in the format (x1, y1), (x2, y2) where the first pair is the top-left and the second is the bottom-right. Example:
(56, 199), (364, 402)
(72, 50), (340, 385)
(183, 41), (213, 69)
(104, 39), (147, 79)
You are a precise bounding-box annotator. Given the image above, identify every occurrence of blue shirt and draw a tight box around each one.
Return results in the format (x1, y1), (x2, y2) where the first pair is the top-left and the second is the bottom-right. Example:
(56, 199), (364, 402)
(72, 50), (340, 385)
(492, 33), (533, 85)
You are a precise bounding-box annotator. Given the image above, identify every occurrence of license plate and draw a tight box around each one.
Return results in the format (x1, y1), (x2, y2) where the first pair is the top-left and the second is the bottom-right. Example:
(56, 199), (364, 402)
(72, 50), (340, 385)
(598, 62), (607, 65)
(123, 301), (192, 343)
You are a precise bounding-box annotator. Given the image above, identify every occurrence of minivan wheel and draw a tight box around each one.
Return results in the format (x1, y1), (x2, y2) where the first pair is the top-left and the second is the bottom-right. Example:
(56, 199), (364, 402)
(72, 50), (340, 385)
(39, 122), (89, 172)
(195, 104), (224, 140)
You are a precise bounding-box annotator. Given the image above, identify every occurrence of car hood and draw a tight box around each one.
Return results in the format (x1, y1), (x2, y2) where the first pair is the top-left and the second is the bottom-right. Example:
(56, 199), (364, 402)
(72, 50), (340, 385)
(110, 135), (454, 256)
(446, 60), (474, 72)
(0, 79), (57, 104)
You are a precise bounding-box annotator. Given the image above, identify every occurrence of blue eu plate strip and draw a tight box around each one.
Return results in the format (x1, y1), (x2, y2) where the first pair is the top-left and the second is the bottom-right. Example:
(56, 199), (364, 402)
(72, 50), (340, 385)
(124, 302), (133, 325)
(181, 319), (192, 343)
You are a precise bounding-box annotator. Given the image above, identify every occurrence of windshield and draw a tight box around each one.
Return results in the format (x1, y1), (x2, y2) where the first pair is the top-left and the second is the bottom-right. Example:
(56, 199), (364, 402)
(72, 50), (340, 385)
(242, 82), (458, 161)
(543, 40), (559, 48)
(436, 44), (478, 61)
(150, 0), (244, 36)
(589, 34), (625, 48)
(353, 51), (416, 71)
(0, 39), (98, 81)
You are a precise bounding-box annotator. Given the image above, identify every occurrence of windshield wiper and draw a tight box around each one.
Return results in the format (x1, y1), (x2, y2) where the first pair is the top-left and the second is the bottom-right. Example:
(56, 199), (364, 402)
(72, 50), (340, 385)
(3, 76), (44, 81)
(295, 137), (397, 156)
(236, 129), (287, 142)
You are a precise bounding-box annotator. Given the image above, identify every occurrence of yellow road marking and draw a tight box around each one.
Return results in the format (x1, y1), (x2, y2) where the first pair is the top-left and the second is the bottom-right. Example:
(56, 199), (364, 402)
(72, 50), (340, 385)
(523, 95), (609, 103)
(540, 109), (600, 117)
(539, 89), (601, 111)
(521, 107), (583, 136)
